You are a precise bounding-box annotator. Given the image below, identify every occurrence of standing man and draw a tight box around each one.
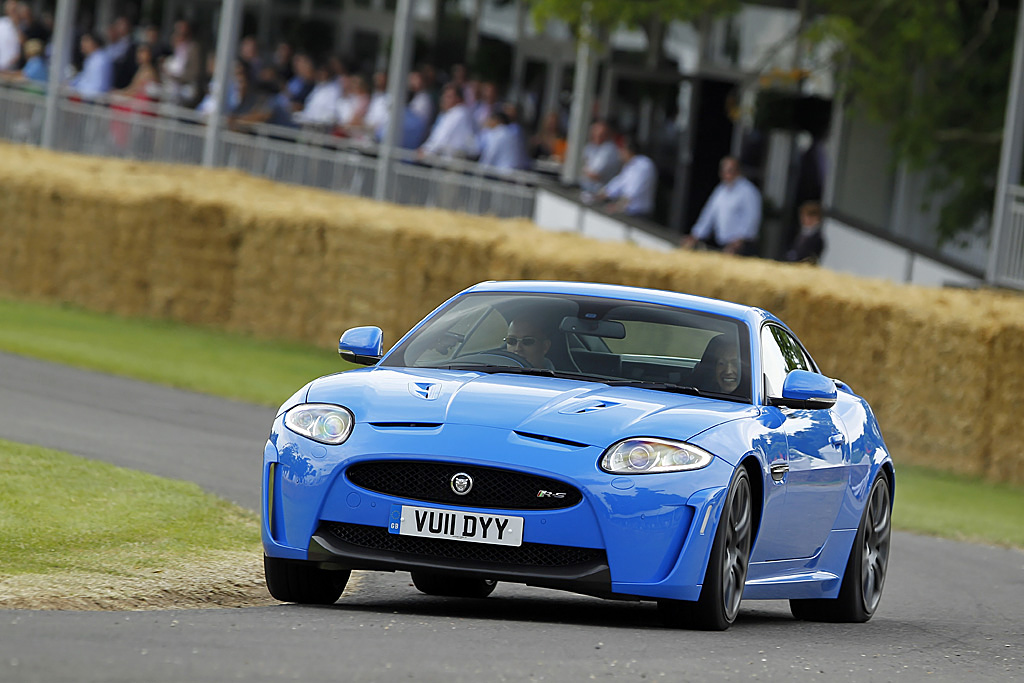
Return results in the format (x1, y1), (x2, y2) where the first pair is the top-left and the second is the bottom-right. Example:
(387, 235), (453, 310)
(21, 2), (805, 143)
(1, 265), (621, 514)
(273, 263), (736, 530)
(682, 156), (762, 256)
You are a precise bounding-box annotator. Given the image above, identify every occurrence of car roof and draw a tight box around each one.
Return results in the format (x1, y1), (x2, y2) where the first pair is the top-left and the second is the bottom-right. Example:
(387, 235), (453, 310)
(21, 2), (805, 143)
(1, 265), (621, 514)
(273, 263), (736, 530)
(464, 281), (780, 328)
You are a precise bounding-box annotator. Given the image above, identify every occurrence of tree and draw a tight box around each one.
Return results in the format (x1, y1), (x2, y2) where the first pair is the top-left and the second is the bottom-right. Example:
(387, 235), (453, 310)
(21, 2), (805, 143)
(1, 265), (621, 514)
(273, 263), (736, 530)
(799, 0), (1016, 243)
(527, 0), (740, 39)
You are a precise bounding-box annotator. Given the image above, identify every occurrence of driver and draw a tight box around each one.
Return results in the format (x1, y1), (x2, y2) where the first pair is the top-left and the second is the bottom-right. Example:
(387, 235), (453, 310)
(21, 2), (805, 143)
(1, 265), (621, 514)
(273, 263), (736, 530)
(504, 317), (554, 369)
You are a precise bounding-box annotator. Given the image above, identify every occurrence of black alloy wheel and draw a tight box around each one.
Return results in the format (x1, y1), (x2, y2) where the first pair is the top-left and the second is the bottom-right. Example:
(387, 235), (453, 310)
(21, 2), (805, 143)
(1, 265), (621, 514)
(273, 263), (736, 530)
(659, 466), (753, 630)
(790, 473), (891, 622)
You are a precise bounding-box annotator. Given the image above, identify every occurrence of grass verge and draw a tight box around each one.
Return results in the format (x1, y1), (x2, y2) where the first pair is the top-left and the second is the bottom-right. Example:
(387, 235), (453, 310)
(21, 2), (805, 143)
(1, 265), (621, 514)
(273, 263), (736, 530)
(0, 439), (272, 609)
(0, 297), (351, 407)
(1, 296), (1022, 550)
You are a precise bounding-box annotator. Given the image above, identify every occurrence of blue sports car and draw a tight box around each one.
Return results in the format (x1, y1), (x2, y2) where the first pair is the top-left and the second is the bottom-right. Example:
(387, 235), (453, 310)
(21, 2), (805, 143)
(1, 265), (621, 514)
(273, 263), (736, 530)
(262, 281), (893, 629)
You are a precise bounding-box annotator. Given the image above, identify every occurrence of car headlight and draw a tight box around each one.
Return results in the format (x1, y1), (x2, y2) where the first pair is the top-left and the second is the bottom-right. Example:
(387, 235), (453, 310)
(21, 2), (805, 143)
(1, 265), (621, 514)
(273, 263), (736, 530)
(600, 438), (714, 474)
(284, 404), (354, 445)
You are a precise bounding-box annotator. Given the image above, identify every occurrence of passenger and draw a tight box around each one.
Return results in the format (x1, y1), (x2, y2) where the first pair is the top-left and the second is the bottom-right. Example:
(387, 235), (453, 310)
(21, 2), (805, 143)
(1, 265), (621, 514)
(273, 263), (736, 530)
(504, 317), (554, 369)
(692, 335), (742, 395)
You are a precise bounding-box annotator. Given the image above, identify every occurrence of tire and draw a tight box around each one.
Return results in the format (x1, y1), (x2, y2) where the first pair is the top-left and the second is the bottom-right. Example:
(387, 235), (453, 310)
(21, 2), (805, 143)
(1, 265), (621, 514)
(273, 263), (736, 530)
(411, 572), (498, 598)
(790, 473), (892, 623)
(264, 555), (350, 605)
(659, 466), (753, 631)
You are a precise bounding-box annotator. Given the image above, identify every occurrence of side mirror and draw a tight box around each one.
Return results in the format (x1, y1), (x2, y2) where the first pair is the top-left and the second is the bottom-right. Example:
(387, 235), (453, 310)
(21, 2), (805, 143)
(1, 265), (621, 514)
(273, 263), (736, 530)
(339, 326), (383, 366)
(769, 369), (837, 410)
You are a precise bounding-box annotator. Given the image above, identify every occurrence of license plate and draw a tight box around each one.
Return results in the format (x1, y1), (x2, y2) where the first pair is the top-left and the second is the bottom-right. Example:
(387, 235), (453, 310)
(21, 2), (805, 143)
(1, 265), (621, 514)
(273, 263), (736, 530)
(388, 504), (524, 547)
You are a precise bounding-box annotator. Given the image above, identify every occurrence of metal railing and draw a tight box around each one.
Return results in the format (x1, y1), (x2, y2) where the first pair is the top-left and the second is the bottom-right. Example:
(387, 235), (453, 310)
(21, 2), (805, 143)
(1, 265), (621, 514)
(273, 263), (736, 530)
(994, 185), (1024, 289)
(0, 80), (541, 220)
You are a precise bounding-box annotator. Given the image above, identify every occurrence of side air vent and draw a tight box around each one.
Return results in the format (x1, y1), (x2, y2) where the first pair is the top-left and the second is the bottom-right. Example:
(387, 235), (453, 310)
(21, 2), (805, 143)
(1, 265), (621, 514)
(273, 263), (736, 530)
(514, 432), (589, 448)
(368, 422), (443, 429)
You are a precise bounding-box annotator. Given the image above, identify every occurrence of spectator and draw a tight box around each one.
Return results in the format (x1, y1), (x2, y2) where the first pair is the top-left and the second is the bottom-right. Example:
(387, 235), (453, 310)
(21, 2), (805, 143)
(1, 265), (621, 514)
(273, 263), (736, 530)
(784, 201), (826, 264)
(478, 110), (521, 173)
(272, 41), (293, 83)
(18, 37), (45, 82)
(374, 91), (428, 150)
(407, 70), (434, 127)
(682, 156), (762, 256)
(237, 35), (261, 82)
(530, 110), (567, 162)
(142, 24), (171, 64)
(293, 61), (340, 128)
(162, 19), (202, 107)
(0, 0), (20, 72)
(580, 119), (620, 192)
(418, 83), (477, 159)
(71, 32), (113, 98)
(594, 136), (657, 217)
(228, 63), (293, 130)
(114, 41), (160, 100)
(285, 52), (315, 108)
(336, 72), (370, 132)
(106, 16), (136, 90)
(15, 2), (47, 45)
(501, 101), (530, 170)
(472, 80), (498, 130)
(363, 70), (390, 133)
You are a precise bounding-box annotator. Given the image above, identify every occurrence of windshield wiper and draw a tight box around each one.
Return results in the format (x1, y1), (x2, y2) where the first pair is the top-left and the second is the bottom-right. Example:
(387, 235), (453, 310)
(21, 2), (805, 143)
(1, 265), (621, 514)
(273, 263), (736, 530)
(440, 365), (616, 383)
(602, 380), (703, 396)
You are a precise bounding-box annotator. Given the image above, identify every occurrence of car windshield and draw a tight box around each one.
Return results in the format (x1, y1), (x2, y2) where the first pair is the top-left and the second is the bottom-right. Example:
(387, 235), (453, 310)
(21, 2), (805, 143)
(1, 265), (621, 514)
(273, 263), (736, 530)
(381, 292), (753, 403)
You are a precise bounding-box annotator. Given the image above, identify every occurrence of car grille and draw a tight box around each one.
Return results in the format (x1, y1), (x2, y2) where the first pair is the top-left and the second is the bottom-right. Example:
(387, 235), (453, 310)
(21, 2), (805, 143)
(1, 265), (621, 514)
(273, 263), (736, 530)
(325, 522), (605, 568)
(345, 460), (582, 510)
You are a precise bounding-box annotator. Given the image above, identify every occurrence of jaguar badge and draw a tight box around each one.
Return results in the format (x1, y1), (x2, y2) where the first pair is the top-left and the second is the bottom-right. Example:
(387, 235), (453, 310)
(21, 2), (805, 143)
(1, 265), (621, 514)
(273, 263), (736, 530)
(450, 472), (473, 495)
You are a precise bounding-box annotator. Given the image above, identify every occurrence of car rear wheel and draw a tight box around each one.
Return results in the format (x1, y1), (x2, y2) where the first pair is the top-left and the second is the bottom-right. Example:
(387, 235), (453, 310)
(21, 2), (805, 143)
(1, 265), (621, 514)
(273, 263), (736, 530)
(264, 555), (350, 605)
(411, 572), (498, 598)
(790, 473), (891, 623)
(659, 466), (753, 631)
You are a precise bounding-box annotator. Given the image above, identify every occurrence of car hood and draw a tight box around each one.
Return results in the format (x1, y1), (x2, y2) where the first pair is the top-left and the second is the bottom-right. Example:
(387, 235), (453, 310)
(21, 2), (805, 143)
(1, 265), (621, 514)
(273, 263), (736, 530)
(305, 367), (755, 448)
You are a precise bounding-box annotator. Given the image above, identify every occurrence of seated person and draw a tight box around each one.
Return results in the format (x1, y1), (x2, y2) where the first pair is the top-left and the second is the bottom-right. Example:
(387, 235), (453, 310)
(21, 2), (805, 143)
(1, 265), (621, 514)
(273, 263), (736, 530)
(690, 335), (742, 395)
(504, 317), (554, 370)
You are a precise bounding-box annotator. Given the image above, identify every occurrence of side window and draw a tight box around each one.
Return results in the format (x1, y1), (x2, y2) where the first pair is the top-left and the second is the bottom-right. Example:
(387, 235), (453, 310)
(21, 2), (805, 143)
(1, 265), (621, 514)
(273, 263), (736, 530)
(761, 326), (789, 398)
(770, 326), (810, 373)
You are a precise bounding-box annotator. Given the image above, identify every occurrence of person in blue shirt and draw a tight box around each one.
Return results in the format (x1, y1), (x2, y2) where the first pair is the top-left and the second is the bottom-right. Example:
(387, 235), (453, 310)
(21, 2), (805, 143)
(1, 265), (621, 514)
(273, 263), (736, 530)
(594, 136), (658, 217)
(71, 32), (114, 98)
(20, 38), (47, 82)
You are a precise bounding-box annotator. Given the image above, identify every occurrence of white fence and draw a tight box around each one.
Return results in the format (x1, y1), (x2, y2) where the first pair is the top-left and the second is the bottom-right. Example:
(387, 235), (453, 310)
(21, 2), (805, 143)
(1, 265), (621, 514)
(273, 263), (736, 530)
(0, 81), (538, 220)
(993, 186), (1024, 290)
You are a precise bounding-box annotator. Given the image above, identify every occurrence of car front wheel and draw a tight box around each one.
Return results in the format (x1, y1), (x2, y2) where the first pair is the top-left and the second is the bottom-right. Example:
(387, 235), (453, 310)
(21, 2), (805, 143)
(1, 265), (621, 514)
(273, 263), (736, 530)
(790, 473), (891, 622)
(659, 466), (753, 630)
(264, 555), (350, 605)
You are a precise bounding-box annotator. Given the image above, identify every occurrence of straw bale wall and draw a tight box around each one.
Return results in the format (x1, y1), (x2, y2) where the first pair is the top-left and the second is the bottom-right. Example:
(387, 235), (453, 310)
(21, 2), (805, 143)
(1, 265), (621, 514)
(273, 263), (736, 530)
(2, 142), (1022, 484)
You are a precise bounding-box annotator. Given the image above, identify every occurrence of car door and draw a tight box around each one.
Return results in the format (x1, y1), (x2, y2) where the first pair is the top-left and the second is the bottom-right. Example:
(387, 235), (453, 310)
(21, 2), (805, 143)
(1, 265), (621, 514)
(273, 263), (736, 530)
(754, 324), (851, 561)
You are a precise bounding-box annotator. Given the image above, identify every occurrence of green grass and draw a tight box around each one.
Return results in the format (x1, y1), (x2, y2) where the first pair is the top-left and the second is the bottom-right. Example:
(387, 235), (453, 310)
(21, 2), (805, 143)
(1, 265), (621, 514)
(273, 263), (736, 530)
(0, 297), (352, 407)
(0, 439), (260, 576)
(1, 296), (1022, 550)
(892, 465), (1024, 548)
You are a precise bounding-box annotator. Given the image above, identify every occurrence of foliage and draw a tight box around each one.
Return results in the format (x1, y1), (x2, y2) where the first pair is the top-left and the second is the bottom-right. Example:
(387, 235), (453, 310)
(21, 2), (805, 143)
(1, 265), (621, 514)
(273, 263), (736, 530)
(527, 0), (740, 37)
(807, 0), (1017, 243)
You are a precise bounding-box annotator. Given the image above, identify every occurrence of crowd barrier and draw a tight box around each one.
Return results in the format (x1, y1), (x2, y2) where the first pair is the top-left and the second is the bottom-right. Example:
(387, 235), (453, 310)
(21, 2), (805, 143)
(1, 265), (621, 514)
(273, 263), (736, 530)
(1, 143), (1022, 485)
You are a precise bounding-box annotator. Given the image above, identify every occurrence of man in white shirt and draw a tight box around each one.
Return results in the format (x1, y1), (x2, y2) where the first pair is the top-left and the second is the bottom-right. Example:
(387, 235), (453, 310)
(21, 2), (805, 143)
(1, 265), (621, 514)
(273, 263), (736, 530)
(0, 1), (21, 72)
(580, 120), (621, 192)
(418, 83), (478, 159)
(595, 137), (657, 216)
(682, 156), (762, 256)
(363, 70), (390, 133)
(293, 63), (341, 127)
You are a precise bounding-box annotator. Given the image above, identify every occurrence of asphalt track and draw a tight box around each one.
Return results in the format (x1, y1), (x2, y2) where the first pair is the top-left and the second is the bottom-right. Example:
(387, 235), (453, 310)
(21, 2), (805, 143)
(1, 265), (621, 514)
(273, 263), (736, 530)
(0, 352), (1021, 682)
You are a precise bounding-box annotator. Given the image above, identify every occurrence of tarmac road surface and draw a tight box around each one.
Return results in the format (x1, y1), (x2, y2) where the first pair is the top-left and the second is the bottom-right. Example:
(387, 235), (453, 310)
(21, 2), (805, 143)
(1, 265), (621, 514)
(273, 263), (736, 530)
(0, 352), (1021, 682)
